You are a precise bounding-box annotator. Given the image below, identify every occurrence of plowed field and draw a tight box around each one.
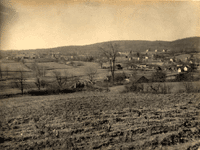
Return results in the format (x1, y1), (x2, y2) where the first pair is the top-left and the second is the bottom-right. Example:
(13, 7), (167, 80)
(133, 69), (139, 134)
(0, 92), (200, 150)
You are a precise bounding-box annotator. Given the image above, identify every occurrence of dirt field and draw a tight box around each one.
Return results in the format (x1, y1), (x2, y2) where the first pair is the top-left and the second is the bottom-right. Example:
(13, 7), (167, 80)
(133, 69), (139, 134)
(1, 92), (200, 150)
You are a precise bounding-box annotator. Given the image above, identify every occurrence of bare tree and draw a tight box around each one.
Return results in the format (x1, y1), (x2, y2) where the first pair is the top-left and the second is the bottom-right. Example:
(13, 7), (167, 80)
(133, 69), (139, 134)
(15, 68), (26, 95)
(53, 70), (68, 88)
(5, 66), (8, 79)
(99, 43), (120, 83)
(85, 66), (97, 82)
(0, 63), (2, 79)
(32, 62), (46, 90)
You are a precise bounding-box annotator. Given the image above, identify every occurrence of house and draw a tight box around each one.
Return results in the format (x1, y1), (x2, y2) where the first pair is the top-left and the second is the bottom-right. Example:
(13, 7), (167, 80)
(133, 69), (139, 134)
(184, 66), (188, 72)
(146, 49), (149, 52)
(145, 56), (148, 60)
(178, 67), (185, 73)
(155, 49), (157, 52)
(178, 68), (181, 73)
(163, 49), (167, 52)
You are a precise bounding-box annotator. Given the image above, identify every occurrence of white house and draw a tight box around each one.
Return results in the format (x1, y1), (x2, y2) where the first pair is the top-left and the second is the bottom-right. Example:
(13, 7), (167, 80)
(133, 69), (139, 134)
(145, 56), (148, 60)
(184, 66), (188, 72)
(146, 49), (149, 52)
(178, 68), (182, 73)
(155, 49), (157, 52)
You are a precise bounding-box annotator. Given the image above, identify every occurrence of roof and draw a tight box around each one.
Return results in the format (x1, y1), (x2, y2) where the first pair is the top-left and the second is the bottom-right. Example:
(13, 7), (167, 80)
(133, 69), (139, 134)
(137, 76), (149, 83)
(131, 75), (150, 83)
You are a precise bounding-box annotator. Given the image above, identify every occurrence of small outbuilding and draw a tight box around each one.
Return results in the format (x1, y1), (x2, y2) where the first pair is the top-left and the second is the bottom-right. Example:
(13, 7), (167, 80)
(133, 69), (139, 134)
(136, 76), (149, 83)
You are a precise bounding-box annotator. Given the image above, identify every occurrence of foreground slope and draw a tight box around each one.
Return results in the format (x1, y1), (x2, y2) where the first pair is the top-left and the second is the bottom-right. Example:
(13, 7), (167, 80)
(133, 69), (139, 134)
(0, 92), (200, 150)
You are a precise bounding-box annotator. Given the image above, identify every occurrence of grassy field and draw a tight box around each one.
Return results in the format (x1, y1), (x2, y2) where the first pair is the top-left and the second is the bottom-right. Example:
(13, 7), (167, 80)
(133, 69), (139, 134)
(0, 92), (200, 150)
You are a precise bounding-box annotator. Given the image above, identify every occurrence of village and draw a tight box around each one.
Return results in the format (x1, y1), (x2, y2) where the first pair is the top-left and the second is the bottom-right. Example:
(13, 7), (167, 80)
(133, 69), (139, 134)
(1, 46), (200, 92)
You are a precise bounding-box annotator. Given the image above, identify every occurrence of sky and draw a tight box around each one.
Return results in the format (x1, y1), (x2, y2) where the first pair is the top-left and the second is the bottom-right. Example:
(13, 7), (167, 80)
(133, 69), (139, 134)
(0, 0), (200, 50)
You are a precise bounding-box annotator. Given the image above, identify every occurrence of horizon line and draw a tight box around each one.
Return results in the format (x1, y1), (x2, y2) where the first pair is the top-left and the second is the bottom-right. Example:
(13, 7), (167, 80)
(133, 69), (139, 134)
(1, 36), (199, 51)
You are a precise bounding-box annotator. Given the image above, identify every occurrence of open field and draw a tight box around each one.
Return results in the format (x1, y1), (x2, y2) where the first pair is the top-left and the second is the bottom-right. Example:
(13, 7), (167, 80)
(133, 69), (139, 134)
(0, 92), (200, 150)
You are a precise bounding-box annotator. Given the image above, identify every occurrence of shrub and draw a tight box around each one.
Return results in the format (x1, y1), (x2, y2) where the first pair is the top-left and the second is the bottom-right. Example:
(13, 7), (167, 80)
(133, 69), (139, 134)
(176, 72), (194, 82)
(146, 83), (161, 93)
(146, 83), (173, 94)
(151, 71), (166, 82)
(182, 82), (194, 93)
(123, 82), (144, 93)
(27, 88), (76, 96)
(160, 83), (173, 94)
(114, 73), (127, 84)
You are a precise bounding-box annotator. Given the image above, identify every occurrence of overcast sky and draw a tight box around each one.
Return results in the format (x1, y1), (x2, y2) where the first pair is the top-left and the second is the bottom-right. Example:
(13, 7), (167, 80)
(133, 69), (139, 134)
(1, 0), (200, 50)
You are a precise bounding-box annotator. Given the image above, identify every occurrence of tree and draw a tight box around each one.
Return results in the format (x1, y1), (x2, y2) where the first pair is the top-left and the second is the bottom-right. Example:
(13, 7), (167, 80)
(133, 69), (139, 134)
(85, 66), (97, 82)
(32, 62), (46, 90)
(15, 69), (26, 95)
(151, 70), (166, 82)
(5, 66), (8, 79)
(0, 63), (2, 79)
(99, 43), (120, 83)
(53, 70), (68, 89)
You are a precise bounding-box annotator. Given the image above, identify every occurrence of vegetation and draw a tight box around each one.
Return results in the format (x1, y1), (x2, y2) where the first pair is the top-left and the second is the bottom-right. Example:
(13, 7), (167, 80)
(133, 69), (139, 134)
(151, 70), (166, 82)
(32, 62), (46, 90)
(85, 66), (98, 82)
(14, 69), (26, 95)
(53, 70), (68, 89)
(99, 42), (120, 83)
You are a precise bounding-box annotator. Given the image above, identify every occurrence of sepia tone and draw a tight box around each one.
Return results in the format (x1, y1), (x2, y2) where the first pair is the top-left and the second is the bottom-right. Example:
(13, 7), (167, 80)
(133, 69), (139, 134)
(0, 0), (200, 149)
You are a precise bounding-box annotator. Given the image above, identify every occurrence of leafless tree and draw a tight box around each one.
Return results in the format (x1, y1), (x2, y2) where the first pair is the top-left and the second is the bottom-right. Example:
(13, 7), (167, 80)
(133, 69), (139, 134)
(5, 66), (8, 79)
(53, 70), (68, 88)
(99, 42), (120, 83)
(0, 63), (2, 79)
(15, 68), (26, 95)
(85, 66), (97, 82)
(32, 62), (46, 90)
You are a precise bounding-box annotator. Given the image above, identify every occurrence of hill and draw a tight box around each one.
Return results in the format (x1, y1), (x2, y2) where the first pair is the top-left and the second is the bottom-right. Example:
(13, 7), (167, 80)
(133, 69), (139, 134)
(1, 37), (200, 56)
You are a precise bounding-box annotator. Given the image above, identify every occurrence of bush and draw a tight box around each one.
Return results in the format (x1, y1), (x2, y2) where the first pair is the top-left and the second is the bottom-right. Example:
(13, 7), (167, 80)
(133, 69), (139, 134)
(151, 71), (166, 82)
(27, 88), (76, 96)
(159, 83), (173, 94)
(181, 82), (200, 93)
(176, 72), (194, 82)
(123, 82), (144, 93)
(146, 83), (173, 94)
